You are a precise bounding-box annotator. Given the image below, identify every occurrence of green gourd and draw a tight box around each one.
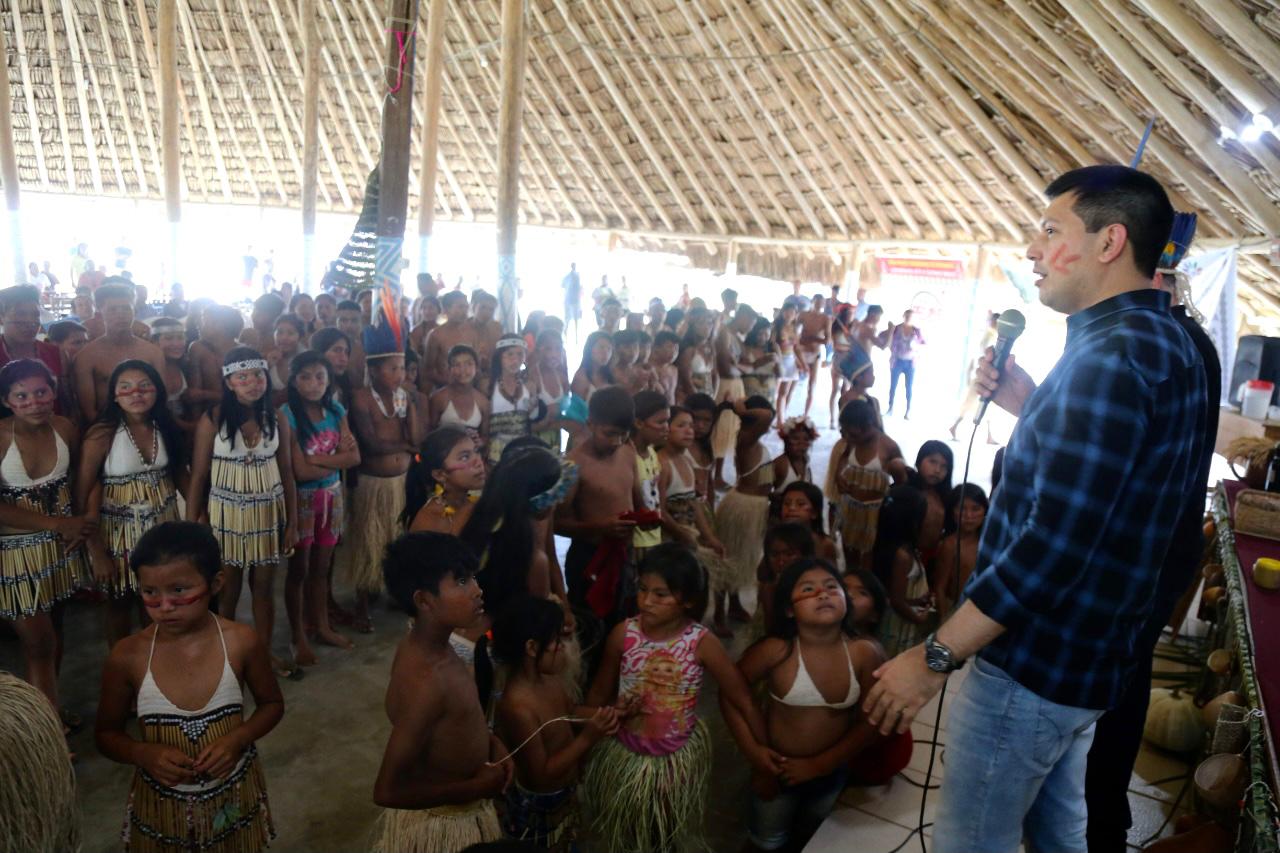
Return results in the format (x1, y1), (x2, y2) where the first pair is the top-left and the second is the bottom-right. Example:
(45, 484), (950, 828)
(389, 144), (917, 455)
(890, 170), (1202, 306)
(1143, 688), (1202, 752)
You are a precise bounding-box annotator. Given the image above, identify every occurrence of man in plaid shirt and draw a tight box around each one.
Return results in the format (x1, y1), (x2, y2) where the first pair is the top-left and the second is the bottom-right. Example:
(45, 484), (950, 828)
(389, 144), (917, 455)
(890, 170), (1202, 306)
(864, 166), (1210, 853)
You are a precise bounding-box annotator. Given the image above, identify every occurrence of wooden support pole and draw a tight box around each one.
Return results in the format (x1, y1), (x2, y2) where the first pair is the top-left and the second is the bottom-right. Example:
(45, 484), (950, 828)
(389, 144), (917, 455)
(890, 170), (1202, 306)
(374, 0), (419, 317)
(158, 0), (181, 284)
(496, 0), (527, 333)
(0, 15), (23, 282)
(301, 0), (319, 291)
(416, 0), (448, 287)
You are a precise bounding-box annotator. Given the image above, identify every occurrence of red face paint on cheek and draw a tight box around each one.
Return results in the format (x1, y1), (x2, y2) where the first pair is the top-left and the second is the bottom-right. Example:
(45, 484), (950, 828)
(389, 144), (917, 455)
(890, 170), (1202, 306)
(140, 589), (208, 608)
(1048, 244), (1081, 275)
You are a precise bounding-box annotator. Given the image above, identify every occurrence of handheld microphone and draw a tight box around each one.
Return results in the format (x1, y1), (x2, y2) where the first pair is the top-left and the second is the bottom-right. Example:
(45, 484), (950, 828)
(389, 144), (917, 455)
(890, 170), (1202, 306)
(974, 309), (1026, 425)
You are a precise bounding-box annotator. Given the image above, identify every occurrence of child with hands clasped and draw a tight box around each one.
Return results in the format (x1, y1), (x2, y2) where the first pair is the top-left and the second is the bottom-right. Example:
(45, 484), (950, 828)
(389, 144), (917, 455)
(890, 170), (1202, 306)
(372, 533), (510, 853)
(735, 559), (884, 853)
(95, 522), (282, 853)
(493, 596), (620, 850)
(582, 544), (776, 853)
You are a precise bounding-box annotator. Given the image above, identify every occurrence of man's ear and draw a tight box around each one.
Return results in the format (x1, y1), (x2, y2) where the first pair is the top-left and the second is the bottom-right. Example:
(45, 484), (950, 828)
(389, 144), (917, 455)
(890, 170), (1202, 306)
(1097, 223), (1130, 266)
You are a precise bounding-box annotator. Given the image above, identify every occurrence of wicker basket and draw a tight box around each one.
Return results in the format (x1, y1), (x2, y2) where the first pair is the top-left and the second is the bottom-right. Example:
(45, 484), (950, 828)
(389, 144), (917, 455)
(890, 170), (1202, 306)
(1234, 489), (1280, 541)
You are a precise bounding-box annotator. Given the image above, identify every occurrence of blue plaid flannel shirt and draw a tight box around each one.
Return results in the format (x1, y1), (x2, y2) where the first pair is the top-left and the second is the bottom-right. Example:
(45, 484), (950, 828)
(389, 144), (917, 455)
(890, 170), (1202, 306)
(965, 289), (1208, 710)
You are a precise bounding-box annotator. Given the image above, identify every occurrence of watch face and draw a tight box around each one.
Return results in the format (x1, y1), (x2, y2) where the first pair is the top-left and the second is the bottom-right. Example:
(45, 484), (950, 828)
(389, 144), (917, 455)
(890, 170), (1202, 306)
(925, 639), (951, 672)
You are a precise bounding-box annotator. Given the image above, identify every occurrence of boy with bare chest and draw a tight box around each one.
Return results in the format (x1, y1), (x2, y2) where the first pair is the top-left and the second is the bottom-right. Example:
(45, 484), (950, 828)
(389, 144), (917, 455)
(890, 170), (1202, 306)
(424, 292), (482, 390)
(344, 349), (422, 632)
(72, 283), (166, 421)
(373, 533), (510, 852)
(187, 305), (244, 417)
(557, 387), (640, 618)
(468, 291), (503, 387)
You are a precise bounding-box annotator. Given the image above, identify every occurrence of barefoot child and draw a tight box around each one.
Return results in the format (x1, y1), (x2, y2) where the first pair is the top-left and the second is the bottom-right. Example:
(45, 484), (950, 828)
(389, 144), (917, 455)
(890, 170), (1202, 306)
(735, 559), (883, 852)
(684, 392), (717, 508)
(658, 406), (729, 592)
(826, 400), (907, 570)
(583, 544), (775, 853)
(281, 351), (360, 665)
(405, 427), (485, 535)
(873, 484), (935, 657)
(933, 483), (988, 617)
(772, 416), (818, 488)
(493, 596), (619, 850)
(649, 331), (680, 404)
(630, 391), (670, 563)
(909, 439), (953, 563)
(95, 521), (283, 853)
(187, 348), (297, 674)
(372, 533), (510, 852)
(77, 360), (185, 646)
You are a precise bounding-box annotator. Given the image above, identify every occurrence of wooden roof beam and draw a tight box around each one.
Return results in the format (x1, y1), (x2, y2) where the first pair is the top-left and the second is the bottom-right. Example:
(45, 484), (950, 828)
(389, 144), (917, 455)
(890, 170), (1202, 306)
(1058, 0), (1280, 234)
(37, 0), (78, 191)
(314, 0), (376, 172)
(621, 0), (773, 236)
(91, 0), (148, 193)
(176, 0), (232, 200)
(64, 1), (125, 193)
(9, 6), (49, 187)
(526, 1), (673, 231)
(1151, 0), (1279, 115)
(578, 0), (729, 234)
(119, 0), (163, 193)
(135, 0), (200, 202)
(724, 0), (884, 236)
(55, 0), (103, 193)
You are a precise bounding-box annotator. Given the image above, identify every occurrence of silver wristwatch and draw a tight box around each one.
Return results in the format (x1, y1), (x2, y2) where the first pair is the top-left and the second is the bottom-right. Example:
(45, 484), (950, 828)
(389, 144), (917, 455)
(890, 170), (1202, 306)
(924, 633), (964, 674)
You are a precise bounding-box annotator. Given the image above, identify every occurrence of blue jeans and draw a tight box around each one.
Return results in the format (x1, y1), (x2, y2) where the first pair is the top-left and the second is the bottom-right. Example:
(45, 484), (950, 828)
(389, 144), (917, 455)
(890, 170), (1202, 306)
(749, 766), (849, 850)
(888, 359), (915, 413)
(934, 658), (1103, 853)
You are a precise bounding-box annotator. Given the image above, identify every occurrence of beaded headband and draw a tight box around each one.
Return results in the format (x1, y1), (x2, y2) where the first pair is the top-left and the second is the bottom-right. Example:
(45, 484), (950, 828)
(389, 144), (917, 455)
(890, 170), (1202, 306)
(222, 359), (269, 377)
(529, 457), (578, 513)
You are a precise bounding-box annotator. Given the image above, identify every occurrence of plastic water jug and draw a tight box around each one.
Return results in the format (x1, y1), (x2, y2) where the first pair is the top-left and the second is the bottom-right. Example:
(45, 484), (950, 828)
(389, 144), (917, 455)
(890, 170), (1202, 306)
(1242, 379), (1274, 420)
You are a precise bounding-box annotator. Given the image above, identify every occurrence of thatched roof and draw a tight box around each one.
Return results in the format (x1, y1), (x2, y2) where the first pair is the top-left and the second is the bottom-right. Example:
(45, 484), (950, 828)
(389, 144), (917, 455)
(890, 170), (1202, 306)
(4, 1), (1280, 302)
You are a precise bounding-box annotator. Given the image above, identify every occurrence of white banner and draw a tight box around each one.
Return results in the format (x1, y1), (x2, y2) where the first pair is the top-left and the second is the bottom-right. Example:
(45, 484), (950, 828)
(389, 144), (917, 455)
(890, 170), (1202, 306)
(1182, 247), (1237, 404)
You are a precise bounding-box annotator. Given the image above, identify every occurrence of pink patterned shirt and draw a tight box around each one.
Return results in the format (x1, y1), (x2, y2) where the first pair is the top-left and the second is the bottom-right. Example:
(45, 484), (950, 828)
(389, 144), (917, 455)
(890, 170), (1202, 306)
(616, 617), (706, 756)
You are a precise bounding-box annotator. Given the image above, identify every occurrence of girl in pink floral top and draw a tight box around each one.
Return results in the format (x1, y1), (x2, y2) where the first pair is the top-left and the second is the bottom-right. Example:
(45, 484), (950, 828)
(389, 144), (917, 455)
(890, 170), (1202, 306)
(584, 543), (775, 853)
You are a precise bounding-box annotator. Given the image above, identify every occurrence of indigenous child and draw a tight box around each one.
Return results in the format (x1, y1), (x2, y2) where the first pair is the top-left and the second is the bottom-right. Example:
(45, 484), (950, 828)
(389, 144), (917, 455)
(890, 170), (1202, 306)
(429, 345), (488, 443)
(796, 296), (831, 417)
(95, 521), (283, 853)
(834, 344), (882, 430)
(488, 335), (543, 464)
(736, 558), (883, 852)
(772, 299), (802, 424)
(570, 331), (614, 402)
(187, 347), (298, 674)
(555, 387), (637, 616)
(756, 522), (816, 640)
(405, 426), (486, 535)
(268, 314), (306, 407)
(335, 300), (368, 388)
(658, 406), (729, 589)
(684, 392), (717, 507)
(742, 318), (780, 405)
(315, 292), (338, 329)
(289, 292), (319, 340)
(408, 297), (440, 371)
(583, 544), (773, 853)
(909, 439), (954, 563)
(630, 391), (669, 563)
(648, 330), (680, 405)
(371, 533), (509, 852)
(675, 307), (716, 401)
(772, 415), (818, 488)
(47, 319), (89, 367)
(423, 292), (481, 390)
(469, 291), (503, 386)
(529, 330), (570, 450)
(0, 359), (90, 713)
(345, 327), (422, 634)
(493, 596), (618, 851)
(72, 282), (167, 422)
(281, 351), (360, 665)
(826, 400), (907, 570)
(828, 304), (856, 429)
(873, 484), (935, 657)
(148, 318), (195, 435)
(775, 481), (839, 563)
(933, 483), (988, 617)
(611, 330), (648, 395)
(77, 360), (185, 646)
(403, 348), (421, 391)
(188, 305), (245, 417)
(712, 395), (776, 635)
(309, 327), (353, 407)
(239, 294), (285, 354)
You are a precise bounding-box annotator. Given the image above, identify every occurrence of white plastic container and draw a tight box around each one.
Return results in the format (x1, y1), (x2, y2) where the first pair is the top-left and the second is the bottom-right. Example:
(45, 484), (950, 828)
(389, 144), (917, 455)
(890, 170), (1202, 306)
(1242, 379), (1274, 420)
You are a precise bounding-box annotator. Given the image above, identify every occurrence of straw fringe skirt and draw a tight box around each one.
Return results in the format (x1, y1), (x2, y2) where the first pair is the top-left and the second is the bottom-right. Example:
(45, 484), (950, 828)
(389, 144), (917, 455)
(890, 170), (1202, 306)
(209, 457), (285, 570)
(100, 471), (180, 596)
(713, 489), (769, 593)
(0, 479), (85, 621)
(372, 800), (501, 853)
(710, 379), (745, 459)
(341, 474), (406, 594)
(581, 721), (711, 853)
(0, 672), (79, 853)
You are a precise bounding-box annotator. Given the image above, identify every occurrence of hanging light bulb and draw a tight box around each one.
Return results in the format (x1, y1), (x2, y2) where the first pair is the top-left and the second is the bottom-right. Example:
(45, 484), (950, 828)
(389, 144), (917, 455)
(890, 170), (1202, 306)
(1252, 113), (1274, 132)
(1241, 123), (1264, 143)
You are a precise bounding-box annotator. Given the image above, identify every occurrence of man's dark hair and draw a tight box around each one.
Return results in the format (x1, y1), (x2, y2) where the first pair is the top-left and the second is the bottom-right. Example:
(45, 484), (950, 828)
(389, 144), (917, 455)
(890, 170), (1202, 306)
(1044, 165), (1173, 278)
(721, 288), (738, 301)
(336, 299), (361, 313)
(95, 283), (134, 308)
(0, 285), (40, 315)
(633, 390), (669, 422)
(588, 385), (634, 430)
(653, 330), (680, 348)
(601, 297), (621, 310)
(130, 521), (222, 582)
(441, 290), (467, 310)
(47, 319), (87, 343)
(383, 532), (480, 616)
(613, 329), (641, 348)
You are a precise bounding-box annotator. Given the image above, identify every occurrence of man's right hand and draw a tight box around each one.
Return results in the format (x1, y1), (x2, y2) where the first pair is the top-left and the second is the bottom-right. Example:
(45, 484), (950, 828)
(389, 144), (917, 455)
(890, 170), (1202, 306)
(600, 517), (638, 539)
(972, 347), (1035, 418)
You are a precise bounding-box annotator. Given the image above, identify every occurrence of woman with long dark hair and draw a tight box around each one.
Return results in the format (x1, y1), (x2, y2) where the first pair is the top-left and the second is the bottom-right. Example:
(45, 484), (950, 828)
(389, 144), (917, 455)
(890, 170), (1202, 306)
(404, 426), (485, 534)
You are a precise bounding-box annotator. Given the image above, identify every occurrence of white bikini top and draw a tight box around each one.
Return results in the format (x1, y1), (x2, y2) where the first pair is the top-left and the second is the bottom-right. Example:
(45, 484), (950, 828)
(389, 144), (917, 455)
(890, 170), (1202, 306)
(213, 425), (280, 460)
(666, 452), (697, 497)
(440, 398), (482, 430)
(104, 424), (170, 478)
(778, 459), (813, 490)
(0, 428), (69, 487)
(166, 373), (188, 418)
(771, 640), (860, 710)
(491, 382), (532, 415)
(137, 615), (242, 718)
(690, 352), (711, 375)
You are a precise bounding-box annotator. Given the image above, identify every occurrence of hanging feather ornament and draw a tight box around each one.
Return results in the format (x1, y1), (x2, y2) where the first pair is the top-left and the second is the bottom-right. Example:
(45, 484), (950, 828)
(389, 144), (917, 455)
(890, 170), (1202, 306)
(1157, 212), (1202, 324)
(323, 166), (380, 298)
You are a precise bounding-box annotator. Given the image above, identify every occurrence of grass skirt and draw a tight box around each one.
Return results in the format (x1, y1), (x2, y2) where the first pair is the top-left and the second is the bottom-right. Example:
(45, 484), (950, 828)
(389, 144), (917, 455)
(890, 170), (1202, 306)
(125, 709), (274, 853)
(101, 471), (180, 596)
(0, 673), (79, 853)
(372, 799), (501, 853)
(709, 379), (745, 459)
(0, 478), (85, 620)
(713, 489), (768, 593)
(341, 473), (405, 593)
(209, 456), (285, 570)
(879, 570), (934, 658)
(582, 720), (710, 853)
(503, 783), (578, 852)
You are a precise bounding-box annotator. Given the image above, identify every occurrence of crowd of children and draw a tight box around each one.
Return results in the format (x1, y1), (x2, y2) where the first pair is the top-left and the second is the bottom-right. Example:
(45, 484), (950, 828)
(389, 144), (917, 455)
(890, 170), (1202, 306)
(0, 274), (989, 852)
